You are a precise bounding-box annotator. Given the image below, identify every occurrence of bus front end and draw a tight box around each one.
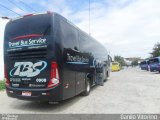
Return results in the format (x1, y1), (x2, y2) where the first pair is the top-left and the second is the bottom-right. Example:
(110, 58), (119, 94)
(149, 57), (160, 72)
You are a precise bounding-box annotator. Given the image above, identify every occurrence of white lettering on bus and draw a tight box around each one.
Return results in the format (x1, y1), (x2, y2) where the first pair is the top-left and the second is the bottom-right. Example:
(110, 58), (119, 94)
(10, 61), (47, 77)
(8, 38), (46, 48)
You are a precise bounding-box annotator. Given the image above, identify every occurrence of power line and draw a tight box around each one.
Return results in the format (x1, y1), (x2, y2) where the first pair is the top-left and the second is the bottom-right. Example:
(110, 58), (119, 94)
(7, 0), (26, 13)
(18, 0), (37, 12)
(0, 3), (21, 16)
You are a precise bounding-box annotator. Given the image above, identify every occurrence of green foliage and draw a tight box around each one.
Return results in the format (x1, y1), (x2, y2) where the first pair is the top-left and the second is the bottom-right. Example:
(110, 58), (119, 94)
(131, 59), (139, 66)
(150, 42), (160, 57)
(114, 55), (126, 66)
(0, 81), (5, 91)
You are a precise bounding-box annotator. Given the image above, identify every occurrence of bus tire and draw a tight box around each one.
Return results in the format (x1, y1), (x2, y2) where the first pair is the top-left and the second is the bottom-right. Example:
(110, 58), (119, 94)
(81, 78), (91, 96)
(104, 71), (108, 82)
(102, 67), (107, 82)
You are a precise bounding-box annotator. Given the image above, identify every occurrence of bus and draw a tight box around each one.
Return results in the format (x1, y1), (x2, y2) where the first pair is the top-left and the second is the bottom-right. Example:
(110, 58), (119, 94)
(111, 62), (121, 71)
(4, 12), (110, 102)
(148, 57), (160, 72)
(139, 60), (149, 71)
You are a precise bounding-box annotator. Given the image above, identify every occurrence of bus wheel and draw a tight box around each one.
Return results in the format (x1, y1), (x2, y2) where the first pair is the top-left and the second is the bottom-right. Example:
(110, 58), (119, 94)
(81, 78), (91, 96)
(104, 71), (108, 82)
(103, 67), (107, 82)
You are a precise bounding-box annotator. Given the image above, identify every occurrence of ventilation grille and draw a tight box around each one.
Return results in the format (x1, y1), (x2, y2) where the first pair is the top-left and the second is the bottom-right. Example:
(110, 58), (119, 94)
(7, 48), (47, 60)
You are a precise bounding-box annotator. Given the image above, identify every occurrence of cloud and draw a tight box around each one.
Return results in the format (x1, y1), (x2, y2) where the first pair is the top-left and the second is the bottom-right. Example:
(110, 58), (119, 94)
(12, 7), (27, 15)
(68, 0), (160, 58)
(1, 0), (160, 58)
(0, 0), (160, 79)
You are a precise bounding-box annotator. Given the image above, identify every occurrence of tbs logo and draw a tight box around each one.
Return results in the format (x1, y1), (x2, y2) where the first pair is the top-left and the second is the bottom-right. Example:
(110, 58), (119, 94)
(10, 61), (47, 77)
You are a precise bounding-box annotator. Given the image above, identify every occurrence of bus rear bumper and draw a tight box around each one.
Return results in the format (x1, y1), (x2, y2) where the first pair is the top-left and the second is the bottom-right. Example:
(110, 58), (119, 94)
(150, 67), (158, 72)
(6, 86), (62, 102)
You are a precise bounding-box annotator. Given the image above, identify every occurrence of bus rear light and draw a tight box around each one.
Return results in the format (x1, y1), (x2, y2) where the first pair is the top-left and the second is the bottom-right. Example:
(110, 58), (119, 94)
(47, 62), (60, 88)
(47, 11), (53, 15)
(4, 64), (10, 87)
(5, 78), (10, 86)
(13, 34), (43, 40)
(23, 14), (33, 17)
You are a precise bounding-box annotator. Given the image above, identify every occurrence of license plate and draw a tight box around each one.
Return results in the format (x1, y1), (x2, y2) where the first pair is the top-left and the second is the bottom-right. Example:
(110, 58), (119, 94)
(22, 91), (32, 96)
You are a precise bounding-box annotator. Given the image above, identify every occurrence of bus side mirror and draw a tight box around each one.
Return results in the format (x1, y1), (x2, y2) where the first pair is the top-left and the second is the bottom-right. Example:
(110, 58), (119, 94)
(108, 55), (112, 62)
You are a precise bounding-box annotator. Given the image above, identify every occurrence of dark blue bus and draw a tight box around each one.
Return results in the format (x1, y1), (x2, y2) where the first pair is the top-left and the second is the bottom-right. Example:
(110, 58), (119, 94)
(148, 57), (160, 72)
(140, 60), (149, 71)
(4, 12), (110, 102)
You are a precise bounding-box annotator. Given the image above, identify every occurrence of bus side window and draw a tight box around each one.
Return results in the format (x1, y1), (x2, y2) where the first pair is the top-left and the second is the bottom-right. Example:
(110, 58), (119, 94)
(60, 20), (79, 50)
(79, 35), (107, 61)
(79, 35), (93, 54)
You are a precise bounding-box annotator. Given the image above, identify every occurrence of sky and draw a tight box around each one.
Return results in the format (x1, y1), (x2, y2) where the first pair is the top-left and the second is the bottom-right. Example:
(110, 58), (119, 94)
(0, 0), (160, 78)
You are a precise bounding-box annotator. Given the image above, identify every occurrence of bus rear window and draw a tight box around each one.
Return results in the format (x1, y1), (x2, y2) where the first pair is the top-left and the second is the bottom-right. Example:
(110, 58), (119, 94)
(149, 58), (159, 64)
(5, 14), (52, 40)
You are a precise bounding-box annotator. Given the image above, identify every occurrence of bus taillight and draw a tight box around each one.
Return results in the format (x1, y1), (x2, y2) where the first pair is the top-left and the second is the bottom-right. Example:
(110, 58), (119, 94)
(13, 34), (43, 40)
(47, 11), (53, 14)
(23, 14), (33, 17)
(4, 64), (10, 87)
(47, 62), (60, 88)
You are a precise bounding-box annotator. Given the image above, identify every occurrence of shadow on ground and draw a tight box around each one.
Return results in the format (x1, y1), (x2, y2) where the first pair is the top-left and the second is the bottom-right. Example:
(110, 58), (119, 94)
(9, 85), (100, 113)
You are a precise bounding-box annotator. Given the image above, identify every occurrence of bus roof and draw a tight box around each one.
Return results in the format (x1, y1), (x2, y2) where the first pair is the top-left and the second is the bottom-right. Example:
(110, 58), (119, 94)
(149, 56), (160, 60)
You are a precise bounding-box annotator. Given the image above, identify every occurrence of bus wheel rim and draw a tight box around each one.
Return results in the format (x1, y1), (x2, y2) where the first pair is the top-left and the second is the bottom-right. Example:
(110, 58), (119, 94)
(87, 82), (90, 92)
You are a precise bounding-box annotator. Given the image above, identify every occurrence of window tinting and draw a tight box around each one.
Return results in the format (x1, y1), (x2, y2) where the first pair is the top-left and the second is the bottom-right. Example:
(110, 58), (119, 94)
(5, 14), (52, 39)
(60, 20), (78, 49)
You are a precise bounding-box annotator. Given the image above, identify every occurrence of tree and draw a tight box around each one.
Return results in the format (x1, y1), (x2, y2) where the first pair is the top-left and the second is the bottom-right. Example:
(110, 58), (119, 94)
(131, 59), (138, 66)
(150, 42), (160, 57)
(114, 55), (126, 66)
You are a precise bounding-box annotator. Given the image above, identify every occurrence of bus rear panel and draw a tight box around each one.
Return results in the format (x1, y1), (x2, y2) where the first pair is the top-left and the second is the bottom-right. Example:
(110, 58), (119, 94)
(4, 13), (63, 101)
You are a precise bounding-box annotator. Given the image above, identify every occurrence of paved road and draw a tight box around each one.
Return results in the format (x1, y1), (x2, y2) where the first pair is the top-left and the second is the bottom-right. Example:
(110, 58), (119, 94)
(0, 68), (160, 114)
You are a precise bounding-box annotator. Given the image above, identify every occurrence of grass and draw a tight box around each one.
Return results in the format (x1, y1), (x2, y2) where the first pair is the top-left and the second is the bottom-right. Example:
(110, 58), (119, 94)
(0, 80), (5, 91)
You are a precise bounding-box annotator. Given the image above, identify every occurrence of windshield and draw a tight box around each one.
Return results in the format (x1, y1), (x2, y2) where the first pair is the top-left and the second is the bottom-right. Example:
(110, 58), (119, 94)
(149, 58), (159, 64)
(112, 63), (119, 65)
(5, 14), (52, 40)
(140, 61), (147, 65)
